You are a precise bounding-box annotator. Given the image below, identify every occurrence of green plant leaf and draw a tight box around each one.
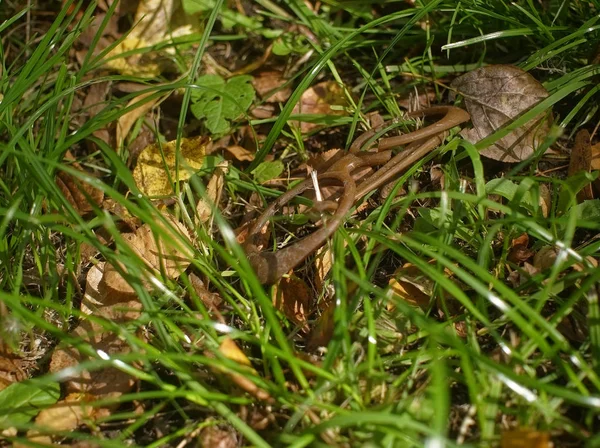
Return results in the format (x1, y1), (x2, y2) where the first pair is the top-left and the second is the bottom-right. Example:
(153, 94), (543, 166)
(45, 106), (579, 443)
(190, 74), (255, 136)
(0, 381), (60, 428)
(486, 178), (536, 212)
(252, 161), (284, 184)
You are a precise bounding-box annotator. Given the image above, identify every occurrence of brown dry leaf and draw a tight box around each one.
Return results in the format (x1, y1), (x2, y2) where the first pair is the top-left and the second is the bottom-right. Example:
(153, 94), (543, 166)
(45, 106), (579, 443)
(508, 233), (534, 264)
(27, 393), (95, 444)
(314, 245), (333, 294)
(501, 428), (550, 448)
(133, 136), (209, 197)
(0, 352), (27, 391)
(198, 425), (238, 448)
(292, 81), (349, 133)
(306, 301), (336, 351)
(273, 274), (312, 327)
(450, 65), (551, 162)
(217, 338), (273, 402)
(590, 139), (600, 193)
(189, 273), (223, 312)
(533, 246), (559, 271)
(388, 263), (434, 310)
(568, 129), (594, 201)
(102, 0), (194, 77)
(196, 162), (229, 226)
(117, 91), (161, 148)
(224, 145), (255, 162)
(539, 183), (551, 218)
(100, 214), (193, 300)
(56, 151), (104, 215)
(252, 70), (292, 103)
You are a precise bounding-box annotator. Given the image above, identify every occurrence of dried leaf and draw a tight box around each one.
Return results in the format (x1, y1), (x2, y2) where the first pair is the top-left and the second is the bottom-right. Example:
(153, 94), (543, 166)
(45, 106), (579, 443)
(100, 214), (193, 299)
(388, 263), (433, 309)
(292, 81), (349, 133)
(451, 65), (551, 162)
(501, 429), (550, 448)
(196, 162), (229, 226)
(533, 246), (558, 271)
(27, 393), (97, 444)
(217, 338), (273, 402)
(251, 70), (292, 103)
(223, 145), (254, 162)
(56, 152), (104, 215)
(568, 129), (594, 201)
(539, 183), (551, 218)
(198, 425), (238, 448)
(306, 301), (336, 351)
(133, 136), (208, 197)
(273, 274), (312, 327)
(117, 92), (161, 148)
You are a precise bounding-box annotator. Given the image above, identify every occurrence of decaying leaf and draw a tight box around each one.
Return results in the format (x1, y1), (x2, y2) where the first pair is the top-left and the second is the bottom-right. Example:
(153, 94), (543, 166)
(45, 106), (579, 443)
(100, 214), (193, 300)
(273, 274), (312, 327)
(508, 233), (534, 264)
(568, 129), (594, 201)
(388, 263), (434, 309)
(501, 428), (550, 448)
(56, 151), (104, 215)
(223, 145), (254, 162)
(26, 393), (102, 444)
(102, 0), (194, 77)
(117, 91), (161, 148)
(251, 70), (292, 103)
(133, 136), (208, 197)
(196, 162), (229, 226)
(292, 81), (349, 133)
(533, 246), (559, 271)
(216, 338), (272, 403)
(306, 301), (336, 351)
(450, 65), (551, 162)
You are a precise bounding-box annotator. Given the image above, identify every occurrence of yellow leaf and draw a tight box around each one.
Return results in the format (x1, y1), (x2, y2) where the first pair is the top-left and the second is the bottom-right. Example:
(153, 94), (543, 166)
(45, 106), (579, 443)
(133, 136), (209, 197)
(219, 337), (252, 367)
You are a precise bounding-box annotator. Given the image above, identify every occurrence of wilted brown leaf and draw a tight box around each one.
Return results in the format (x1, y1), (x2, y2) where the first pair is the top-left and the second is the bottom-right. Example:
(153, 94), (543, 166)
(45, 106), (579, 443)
(117, 91), (161, 148)
(133, 136), (209, 197)
(0, 352), (27, 391)
(198, 425), (238, 448)
(252, 70), (292, 103)
(508, 233), (534, 264)
(217, 338), (273, 403)
(533, 246), (558, 271)
(292, 81), (349, 133)
(223, 145), (255, 162)
(196, 162), (229, 226)
(273, 274), (312, 327)
(568, 129), (594, 201)
(100, 214), (193, 300)
(501, 428), (550, 448)
(306, 301), (335, 351)
(451, 65), (551, 162)
(27, 393), (95, 444)
(56, 151), (104, 215)
(388, 263), (433, 309)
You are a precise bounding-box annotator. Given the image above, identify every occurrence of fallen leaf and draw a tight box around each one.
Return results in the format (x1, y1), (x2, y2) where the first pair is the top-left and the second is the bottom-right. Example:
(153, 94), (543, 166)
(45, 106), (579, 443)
(388, 263), (433, 309)
(451, 65), (551, 162)
(56, 151), (104, 215)
(133, 136), (209, 197)
(198, 425), (238, 448)
(26, 393), (99, 444)
(306, 301), (336, 351)
(568, 129), (594, 201)
(196, 162), (229, 226)
(539, 183), (551, 218)
(189, 273), (223, 312)
(216, 338), (273, 403)
(252, 70), (292, 103)
(117, 91), (161, 148)
(533, 246), (558, 271)
(100, 214), (193, 300)
(292, 81), (349, 133)
(101, 0), (194, 77)
(508, 233), (534, 264)
(273, 274), (312, 327)
(501, 428), (550, 448)
(223, 145), (254, 162)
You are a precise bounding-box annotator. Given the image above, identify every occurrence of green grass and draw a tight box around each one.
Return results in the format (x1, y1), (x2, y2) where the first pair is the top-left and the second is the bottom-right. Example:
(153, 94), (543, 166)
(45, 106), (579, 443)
(1, 0), (600, 446)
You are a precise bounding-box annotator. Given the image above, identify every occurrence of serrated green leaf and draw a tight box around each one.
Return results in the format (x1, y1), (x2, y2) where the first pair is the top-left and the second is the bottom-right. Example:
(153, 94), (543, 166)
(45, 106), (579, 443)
(0, 381), (60, 428)
(252, 161), (284, 184)
(190, 74), (255, 136)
